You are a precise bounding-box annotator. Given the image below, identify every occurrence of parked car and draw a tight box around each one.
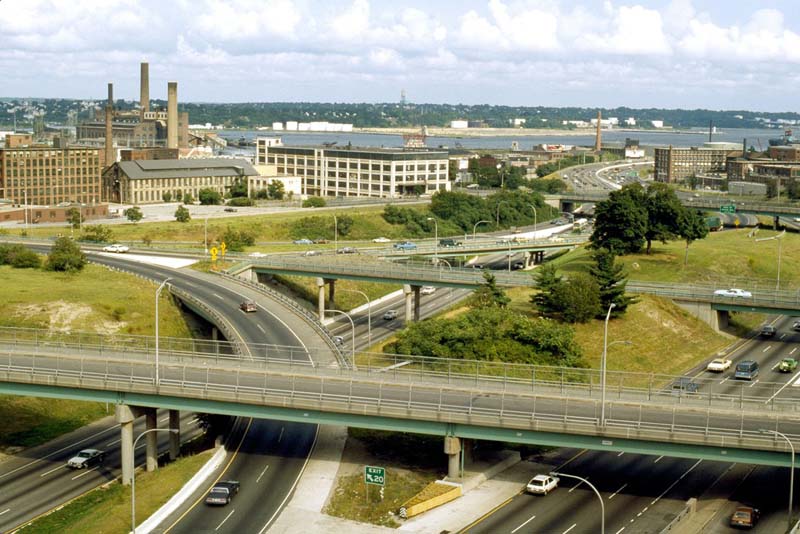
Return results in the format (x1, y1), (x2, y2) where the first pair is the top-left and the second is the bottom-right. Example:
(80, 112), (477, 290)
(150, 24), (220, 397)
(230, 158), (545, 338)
(239, 301), (257, 313)
(779, 358), (798, 373)
(438, 238), (462, 247)
(372, 237), (391, 243)
(713, 288), (752, 298)
(393, 241), (417, 250)
(729, 505), (759, 529)
(420, 286), (436, 295)
(382, 310), (399, 320)
(336, 247), (358, 254)
(706, 358), (732, 372)
(292, 238), (313, 245)
(205, 480), (240, 506)
(526, 474), (559, 495)
(67, 448), (105, 469)
(224, 207), (238, 212)
(760, 324), (776, 337)
(102, 243), (129, 253)
(792, 320), (800, 331)
(734, 360), (759, 380)
(671, 377), (699, 395)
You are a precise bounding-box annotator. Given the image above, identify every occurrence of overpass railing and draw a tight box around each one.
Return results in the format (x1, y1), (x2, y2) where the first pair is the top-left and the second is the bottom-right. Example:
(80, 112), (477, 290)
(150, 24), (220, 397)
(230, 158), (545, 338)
(627, 281), (800, 307)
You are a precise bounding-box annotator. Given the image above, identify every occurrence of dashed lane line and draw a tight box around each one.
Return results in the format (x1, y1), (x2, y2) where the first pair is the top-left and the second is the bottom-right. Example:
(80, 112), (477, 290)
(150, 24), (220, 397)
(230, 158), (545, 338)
(609, 483), (627, 499)
(70, 466), (99, 481)
(39, 464), (66, 478)
(510, 515), (536, 534)
(256, 465), (270, 484)
(215, 509), (235, 531)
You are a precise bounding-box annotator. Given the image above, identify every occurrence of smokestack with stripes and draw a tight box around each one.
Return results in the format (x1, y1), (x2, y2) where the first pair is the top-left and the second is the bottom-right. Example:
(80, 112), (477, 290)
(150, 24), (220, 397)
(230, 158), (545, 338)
(140, 62), (149, 119)
(167, 81), (178, 149)
(105, 83), (114, 167)
(595, 110), (602, 152)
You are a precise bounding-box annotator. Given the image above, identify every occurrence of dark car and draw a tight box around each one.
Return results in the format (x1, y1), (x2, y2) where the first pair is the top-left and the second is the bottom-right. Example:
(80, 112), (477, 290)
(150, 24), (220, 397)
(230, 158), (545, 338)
(239, 301), (257, 313)
(671, 377), (699, 395)
(512, 261), (526, 270)
(760, 325), (776, 337)
(205, 480), (240, 506)
(729, 506), (759, 529)
(224, 207), (237, 212)
(439, 238), (462, 247)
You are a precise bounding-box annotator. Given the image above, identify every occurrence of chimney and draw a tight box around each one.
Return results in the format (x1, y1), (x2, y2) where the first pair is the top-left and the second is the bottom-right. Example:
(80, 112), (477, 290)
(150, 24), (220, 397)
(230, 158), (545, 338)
(140, 62), (150, 118)
(594, 110), (602, 152)
(105, 83), (114, 168)
(107, 82), (113, 105)
(167, 81), (178, 149)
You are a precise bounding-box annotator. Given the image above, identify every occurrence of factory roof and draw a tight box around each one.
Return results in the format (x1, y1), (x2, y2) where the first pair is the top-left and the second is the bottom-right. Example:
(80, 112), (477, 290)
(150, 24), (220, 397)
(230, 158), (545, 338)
(116, 158), (258, 180)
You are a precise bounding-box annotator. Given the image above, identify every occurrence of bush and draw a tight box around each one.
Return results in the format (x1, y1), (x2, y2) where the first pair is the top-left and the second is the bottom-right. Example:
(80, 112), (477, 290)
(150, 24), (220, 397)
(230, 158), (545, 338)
(162, 192), (172, 203)
(0, 244), (41, 269)
(174, 205), (191, 223)
(79, 225), (114, 243)
(182, 193), (194, 204)
(228, 197), (253, 207)
(302, 196), (326, 208)
(45, 237), (87, 272)
(221, 226), (255, 252)
(199, 188), (223, 205)
(124, 206), (143, 224)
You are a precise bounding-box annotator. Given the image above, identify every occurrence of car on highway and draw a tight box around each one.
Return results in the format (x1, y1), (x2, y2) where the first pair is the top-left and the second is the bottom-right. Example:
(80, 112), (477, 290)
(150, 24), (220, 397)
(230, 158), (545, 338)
(205, 480), (240, 506)
(671, 377), (699, 395)
(729, 505), (759, 529)
(526, 474), (559, 495)
(713, 288), (752, 298)
(706, 358), (732, 372)
(67, 448), (105, 469)
(336, 247), (358, 254)
(248, 252), (267, 258)
(779, 358), (799, 373)
(372, 236), (391, 243)
(760, 324), (776, 337)
(393, 241), (417, 250)
(224, 207), (238, 212)
(439, 238), (462, 247)
(734, 360), (759, 380)
(302, 250), (322, 257)
(312, 238), (329, 244)
(512, 261), (526, 270)
(293, 238), (313, 245)
(420, 286), (436, 295)
(793, 320), (800, 331)
(382, 310), (399, 320)
(102, 243), (129, 253)
(239, 301), (257, 313)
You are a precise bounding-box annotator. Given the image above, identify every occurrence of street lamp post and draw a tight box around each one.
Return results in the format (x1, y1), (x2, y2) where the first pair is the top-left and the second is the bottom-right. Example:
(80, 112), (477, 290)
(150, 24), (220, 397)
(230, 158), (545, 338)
(755, 230), (785, 291)
(154, 278), (172, 386)
(473, 220), (490, 240)
(325, 308), (355, 362)
(340, 289), (371, 347)
(427, 217), (438, 263)
(528, 203), (538, 238)
(333, 214), (338, 253)
(496, 163), (504, 189)
(550, 472), (604, 534)
(760, 429), (795, 531)
(204, 216), (209, 255)
(496, 200), (510, 227)
(132, 428), (178, 534)
(600, 303), (615, 426)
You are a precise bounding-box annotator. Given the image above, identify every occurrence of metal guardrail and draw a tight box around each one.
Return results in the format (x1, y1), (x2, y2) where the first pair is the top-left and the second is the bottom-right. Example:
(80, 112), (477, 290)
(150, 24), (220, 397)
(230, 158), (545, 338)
(627, 280), (800, 308)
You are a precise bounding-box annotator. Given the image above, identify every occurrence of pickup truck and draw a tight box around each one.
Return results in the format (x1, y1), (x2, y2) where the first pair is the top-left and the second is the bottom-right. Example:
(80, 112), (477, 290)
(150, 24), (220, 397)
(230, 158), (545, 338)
(205, 480), (240, 505)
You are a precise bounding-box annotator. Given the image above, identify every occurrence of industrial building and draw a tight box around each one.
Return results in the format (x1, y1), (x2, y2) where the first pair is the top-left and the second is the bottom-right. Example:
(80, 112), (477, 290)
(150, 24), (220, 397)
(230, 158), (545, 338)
(102, 158), (257, 204)
(255, 139), (450, 198)
(653, 145), (740, 183)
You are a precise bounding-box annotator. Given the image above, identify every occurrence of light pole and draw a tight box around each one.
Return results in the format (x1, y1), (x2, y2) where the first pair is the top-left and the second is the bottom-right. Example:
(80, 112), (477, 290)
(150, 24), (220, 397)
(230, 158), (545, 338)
(427, 217), (438, 263)
(755, 230), (785, 291)
(325, 309), (355, 362)
(550, 472), (604, 534)
(340, 289), (371, 347)
(333, 214), (338, 252)
(600, 303), (635, 427)
(528, 203), (537, 239)
(132, 428), (178, 534)
(760, 429), (794, 531)
(155, 278), (172, 386)
(496, 200), (510, 227)
(473, 220), (490, 240)
(204, 215), (209, 255)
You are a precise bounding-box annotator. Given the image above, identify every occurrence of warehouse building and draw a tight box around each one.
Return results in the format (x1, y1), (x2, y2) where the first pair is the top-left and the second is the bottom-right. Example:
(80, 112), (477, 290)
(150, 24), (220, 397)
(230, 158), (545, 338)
(654, 145), (740, 183)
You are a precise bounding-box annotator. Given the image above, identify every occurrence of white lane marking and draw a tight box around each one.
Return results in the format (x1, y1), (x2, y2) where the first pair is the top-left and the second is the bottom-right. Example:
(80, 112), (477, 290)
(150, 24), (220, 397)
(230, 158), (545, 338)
(256, 324), (266, 334)
(278, 427), (284, 443)
(651, 459), (702, 505)
(763, 346), (772, 353)
(568, 479), (585, 493)
(609, 483), (627, 499)
(791, 347), (798, 355)
(720, 377), (729, 384)
(617, 451), (624, 457)
(768, 370), (800, 399)
(749, 379), (760, 388)
(39, 464), (66, 477)
(188, 418), (199, 425)
(70, 466), (100, 480)
(781, 333), (787, 340)
(561, 524), (576, 534)
(213, 293), (224, 300)
(654, 456), (663, 463)
(215, 509), (235, 531)
(105, 439), (121, 448)
(256, 465), (270, 484)
(772, 361), (781, 370)
(0, 509), (9, 516)
(511, 514), (537, 533)
(160, 417), (169, 423)
(615, 528), (625, 534)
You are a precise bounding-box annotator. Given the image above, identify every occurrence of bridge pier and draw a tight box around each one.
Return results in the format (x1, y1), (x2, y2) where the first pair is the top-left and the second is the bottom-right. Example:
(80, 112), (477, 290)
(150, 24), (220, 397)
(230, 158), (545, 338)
(169, 409), (180, 461)
(116, 405), (138, 485)
(412, 285), (421, 321)
(444, 436), (461, 479)
(145, 408), (158, 472)
(317, 277), (337, 320)
(403, 284), (414, 323)
(674, 300), (730, 332)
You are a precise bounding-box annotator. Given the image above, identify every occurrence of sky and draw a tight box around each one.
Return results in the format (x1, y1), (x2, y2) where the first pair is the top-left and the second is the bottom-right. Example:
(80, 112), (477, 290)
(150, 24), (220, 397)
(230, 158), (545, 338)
(1, 0), (799, 111)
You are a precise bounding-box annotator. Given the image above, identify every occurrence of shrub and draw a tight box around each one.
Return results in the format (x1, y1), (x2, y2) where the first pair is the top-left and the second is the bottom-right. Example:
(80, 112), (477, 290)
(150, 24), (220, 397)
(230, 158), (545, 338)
(79, 225), (114, 243)
(174, 205), (191, 223)
(302, 196), (326, 208)
(45, 237), (87, 272)
(228, 197), (253, 207)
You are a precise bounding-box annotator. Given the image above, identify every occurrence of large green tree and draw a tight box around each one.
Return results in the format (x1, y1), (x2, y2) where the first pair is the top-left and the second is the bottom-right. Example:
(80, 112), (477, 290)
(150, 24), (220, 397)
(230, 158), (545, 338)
(589, 249), (636, 317)
(552, 273), (601, 323)
(46, 236), (86, 272)
(66, 207), (83, 230)
(644, 183), (684, 254)
(199, 188), (223, 205)
(532, 262), (562, 316)
(590, 184), (648, 254)
(677, 208), (709, 266)
(469, 271), (510, 309)
(124, 206), (143, 224)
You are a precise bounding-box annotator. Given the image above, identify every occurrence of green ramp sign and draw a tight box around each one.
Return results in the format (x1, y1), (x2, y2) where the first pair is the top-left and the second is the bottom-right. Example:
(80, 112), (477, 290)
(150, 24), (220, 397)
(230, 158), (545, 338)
(364, 465), (385, 486)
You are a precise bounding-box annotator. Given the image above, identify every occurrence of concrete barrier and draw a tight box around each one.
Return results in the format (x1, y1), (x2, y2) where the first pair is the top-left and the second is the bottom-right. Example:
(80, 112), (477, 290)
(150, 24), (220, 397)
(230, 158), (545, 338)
(399, 480), (462, 519)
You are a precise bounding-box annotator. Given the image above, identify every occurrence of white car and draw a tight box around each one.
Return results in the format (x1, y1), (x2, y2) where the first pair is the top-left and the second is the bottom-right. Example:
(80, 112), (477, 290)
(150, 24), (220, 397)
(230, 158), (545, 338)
(706, 358), (732, 372)
(420, 286), (436, 295)
(102, 243), (129, 253)
(372, 237), (391, 243)
(248, 252), (267, 258)
(66, 448), (105, 469)
(713, 288), (752, 299)
(526, 474), (559, 495)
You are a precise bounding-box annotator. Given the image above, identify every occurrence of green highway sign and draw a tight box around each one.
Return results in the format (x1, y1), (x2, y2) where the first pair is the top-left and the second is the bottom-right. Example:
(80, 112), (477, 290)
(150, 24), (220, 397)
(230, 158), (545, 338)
(720, 205), (736, 214)
(365, 465), (385, 486)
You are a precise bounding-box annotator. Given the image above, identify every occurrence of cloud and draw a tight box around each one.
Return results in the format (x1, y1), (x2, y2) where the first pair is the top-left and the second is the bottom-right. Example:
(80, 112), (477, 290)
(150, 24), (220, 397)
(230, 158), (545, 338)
(578, 4), (671, 55)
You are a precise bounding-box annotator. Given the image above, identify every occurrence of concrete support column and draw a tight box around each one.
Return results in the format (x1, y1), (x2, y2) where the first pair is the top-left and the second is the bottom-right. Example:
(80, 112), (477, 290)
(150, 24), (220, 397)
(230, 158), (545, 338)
(316, 277), (326, 321)
(116, 405), (136, 486)
(444, 436), (461, 479)
(168, 409), (180, 461)
(211, 327), (218, 341)
(403, 284), (413, 324)
(145, 408), (158, 472)
(412, 285), (421, 321)
(327, 278), (336, 307)
(716, 310), (730, 330)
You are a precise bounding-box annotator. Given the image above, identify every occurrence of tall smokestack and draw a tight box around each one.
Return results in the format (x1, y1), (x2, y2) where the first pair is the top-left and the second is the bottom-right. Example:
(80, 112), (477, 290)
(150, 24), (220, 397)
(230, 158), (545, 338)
(105, 83), (114, 168)
(107, 82), (113, 105)
(595, 110), (602, 152)
(140, 62), (150, 119)
(167, 81), (178, 149)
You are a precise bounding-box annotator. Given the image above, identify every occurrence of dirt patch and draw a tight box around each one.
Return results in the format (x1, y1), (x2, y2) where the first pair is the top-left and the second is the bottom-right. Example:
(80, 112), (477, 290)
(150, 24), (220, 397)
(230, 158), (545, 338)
(12, 301), (126, 335)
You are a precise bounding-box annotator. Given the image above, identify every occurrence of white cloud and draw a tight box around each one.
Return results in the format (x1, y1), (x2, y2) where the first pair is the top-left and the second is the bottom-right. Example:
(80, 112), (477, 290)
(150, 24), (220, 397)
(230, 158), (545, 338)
(579, 4), (671, 55)
(455, 0), (560, 53)
(191, 0), (301, 40)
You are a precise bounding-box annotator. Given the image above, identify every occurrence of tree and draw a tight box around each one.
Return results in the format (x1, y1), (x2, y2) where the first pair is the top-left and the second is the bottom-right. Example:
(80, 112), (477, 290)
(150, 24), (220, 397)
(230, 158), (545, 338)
(590, 183), (648, 255)
(199, 188), (223, 205)
(644, 183), (684, 254)
(531, 262), (562, 316)
(267, 180), (285, 200)
(182, 193), (194, 204)
(589, 248), (636, 317)
(79, 224), (114, 242)
(0, 244), (40, 269)
(302, 196), (326, 208)
(677, 208), (709, 266)
(221, 226), (255, 252)
(45, 236), (86, 272)
(162, 192), (172, 203)
(174, 205), (191, 223)
(552, 273), (601, 323)
(469, 271), (510, 309)
(124, 206), (143, 224)
(66, 207), (82, 230)
(336, 214), (354, 237)
(229, 178), (248, 198)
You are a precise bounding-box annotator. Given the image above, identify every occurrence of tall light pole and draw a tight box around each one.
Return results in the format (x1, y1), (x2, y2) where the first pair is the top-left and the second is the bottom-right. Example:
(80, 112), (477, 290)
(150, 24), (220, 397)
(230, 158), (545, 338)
(755, 230), (785, 291)
(333, 214), (338, 253)
(340, 289), (371, 347)
(760, 429), (794, 531)
(132, 428), (178, 533)
(325, 309), (355, 362)
(528, 203), (537, 238)
(155, 278), (172, 386)
(473, 220), (490, 240)
(600, 303), (615, 426)
(550, 472), (604, 534)
(204, 215), (209, 255)
(496, 200), (510, 227)
(427, 217), (438, 263)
